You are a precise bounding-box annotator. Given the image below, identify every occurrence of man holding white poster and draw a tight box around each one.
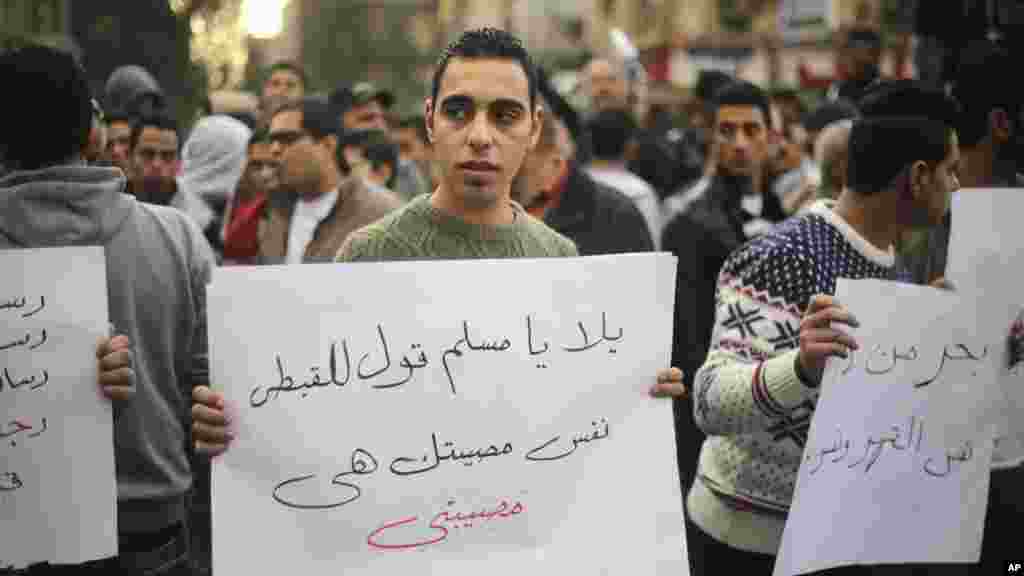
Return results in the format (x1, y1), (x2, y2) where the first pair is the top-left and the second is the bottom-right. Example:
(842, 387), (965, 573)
(0, 46), (215, 575)
(192, 28), (688, 574)
(684, 81), (960, 575)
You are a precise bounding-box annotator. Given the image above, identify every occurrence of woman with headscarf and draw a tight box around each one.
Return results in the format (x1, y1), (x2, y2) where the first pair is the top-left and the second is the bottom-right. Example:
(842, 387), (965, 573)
(177, 115), (251, 259)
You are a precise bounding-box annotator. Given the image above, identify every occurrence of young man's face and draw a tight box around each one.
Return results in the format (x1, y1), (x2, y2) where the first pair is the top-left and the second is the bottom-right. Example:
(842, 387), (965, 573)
(343, 101), (388, 132)
(132, 127), (179, 181)
(914, 131), (961, 226)
(584, 58), (629, 112)
(714, 105), (769, 177)
(426, 57), (541, 210)
(262, 69), (301, 114)
(242, 141), (279, 193)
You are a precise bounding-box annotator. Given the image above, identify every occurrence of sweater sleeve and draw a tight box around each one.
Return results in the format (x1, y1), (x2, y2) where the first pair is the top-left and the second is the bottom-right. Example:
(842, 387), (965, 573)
(693, 251), (819, 437)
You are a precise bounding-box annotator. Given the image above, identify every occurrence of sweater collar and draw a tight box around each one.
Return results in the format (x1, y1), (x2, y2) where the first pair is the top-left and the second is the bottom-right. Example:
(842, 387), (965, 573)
(808, 200), (895, 267)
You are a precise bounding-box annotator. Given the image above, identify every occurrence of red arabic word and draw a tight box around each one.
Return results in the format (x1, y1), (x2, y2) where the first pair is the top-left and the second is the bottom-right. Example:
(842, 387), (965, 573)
(367, 499), (525, 551)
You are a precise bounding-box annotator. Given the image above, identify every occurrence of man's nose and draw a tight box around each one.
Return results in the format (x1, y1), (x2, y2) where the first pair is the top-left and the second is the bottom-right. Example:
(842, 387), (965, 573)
(466, 114), (494, 148)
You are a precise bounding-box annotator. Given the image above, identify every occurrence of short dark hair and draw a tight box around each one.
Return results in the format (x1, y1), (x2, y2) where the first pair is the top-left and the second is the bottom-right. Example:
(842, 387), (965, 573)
(105, 108), (135, 126)
(804, 100), (859, 133)
(712, 80), (774, 130)
(587, 108), (636, 160)
(858, 80), (960, 128)
(272, 97), (337, 141)
(266, 61), (308, 89)
(397, 115), (429, 145)
(847, 116), (952, 195)
(695, 70), (734, 103)
(0, 44), (93, 170)
(431, 28), (537, 109)
(952, 40), (1022, 147)
(130, 113), (180, 152)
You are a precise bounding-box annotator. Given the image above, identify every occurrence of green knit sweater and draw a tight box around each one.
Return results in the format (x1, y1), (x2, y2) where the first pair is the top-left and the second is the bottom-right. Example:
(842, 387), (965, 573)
(335, 194), (578, 261)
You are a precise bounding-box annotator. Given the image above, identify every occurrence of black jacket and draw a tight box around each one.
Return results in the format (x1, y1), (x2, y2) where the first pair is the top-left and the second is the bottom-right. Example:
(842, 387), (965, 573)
(660, 172), (786, 488)
(544, 161), (654, 256)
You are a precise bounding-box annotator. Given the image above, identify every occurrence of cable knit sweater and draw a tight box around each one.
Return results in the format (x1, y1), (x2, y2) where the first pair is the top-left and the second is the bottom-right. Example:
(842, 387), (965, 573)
(335, 193), (578, 261)
(687, 201), (909, 555)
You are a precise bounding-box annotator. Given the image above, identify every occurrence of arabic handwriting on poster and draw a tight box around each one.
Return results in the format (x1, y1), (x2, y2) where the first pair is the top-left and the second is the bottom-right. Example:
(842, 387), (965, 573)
(389, 433), (515, 477)
(1, 418), (49, 447)
(526, 315), (549, 369)
(913, 344), (988, 388)
(562, 312), (623, 354)
(0, 472), (23, 492)
(440, 320), (514, 395)
(0, 330), (48, 353)
(272, 448), (380, 510)
(525, 419), (611, 462)
(0, 296), (46, 319)
(804, 417), (974, 478)
(844, 342), (988, 387)
(1, 368), (49, 393)
(249, 341), (353, 407)
(249, 315), (624, 406)
(366, 499), (526, 551)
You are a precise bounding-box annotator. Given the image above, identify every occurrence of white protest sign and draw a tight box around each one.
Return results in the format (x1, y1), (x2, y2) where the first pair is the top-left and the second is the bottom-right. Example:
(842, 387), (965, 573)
(209, 254), (686, 575)
(946, 188), (1024, 466)
(1, 247), (116, 569)
(774, 279), (1000, 576)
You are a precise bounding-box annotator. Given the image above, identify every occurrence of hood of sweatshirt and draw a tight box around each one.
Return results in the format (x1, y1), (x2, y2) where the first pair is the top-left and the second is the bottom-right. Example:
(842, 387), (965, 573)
(0, 165), (134, 247)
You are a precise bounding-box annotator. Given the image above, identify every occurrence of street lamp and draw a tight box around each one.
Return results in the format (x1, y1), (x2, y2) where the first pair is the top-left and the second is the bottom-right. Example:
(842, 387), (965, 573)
(242, 0), (289, 39)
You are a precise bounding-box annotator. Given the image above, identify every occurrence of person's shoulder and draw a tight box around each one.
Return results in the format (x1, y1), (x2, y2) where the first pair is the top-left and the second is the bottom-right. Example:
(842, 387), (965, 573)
(133, 201), (216, 271)
(335, 198), (423, 262)
(351, 178), (403, 213)
(519, 209), (578, 257)
(723, 212), (819, 279)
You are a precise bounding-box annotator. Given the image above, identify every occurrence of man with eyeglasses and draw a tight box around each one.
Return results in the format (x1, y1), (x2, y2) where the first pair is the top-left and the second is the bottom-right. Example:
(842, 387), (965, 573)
(258, 97), (401, 264)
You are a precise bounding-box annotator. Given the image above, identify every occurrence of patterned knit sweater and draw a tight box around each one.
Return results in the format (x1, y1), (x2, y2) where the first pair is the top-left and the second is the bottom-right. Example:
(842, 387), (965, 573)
(336, 194), (578, 261)
(687, 201), (907, 555)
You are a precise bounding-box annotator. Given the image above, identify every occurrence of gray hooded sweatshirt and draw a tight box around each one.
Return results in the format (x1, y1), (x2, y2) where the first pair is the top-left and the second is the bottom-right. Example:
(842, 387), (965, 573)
(0, 165), (213, 534)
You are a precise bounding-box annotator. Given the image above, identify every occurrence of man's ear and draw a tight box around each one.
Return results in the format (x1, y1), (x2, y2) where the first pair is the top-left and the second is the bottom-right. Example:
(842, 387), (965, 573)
(527, 105), (544, 151)
(991, 108), (1012, 144)
(424, 99), (435, 144)
(909, 160), (931, 201)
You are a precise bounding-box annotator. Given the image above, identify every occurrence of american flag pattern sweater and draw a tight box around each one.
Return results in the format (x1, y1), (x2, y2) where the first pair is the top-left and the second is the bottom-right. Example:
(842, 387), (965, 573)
(687, 201), (906, 554)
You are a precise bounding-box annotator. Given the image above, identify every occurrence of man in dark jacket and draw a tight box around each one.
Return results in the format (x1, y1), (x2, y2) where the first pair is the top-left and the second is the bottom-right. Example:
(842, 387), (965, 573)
(660, 80), (786, 506)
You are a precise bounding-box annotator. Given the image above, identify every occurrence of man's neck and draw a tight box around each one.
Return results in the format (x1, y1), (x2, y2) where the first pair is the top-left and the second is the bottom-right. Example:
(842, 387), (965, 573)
(431, 184), (514, 226)
(299, 170), (341, 203)
(960, 142), (1017, 189)
(833, 188), (903, 251)
(589, 158), (627, 172)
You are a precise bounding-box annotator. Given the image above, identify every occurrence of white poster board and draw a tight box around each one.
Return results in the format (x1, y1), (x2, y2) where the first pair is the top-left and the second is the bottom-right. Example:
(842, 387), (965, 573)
(946, 188), (1024, 466)
(1, 247), (116, 569)
(774, 279), (1000, 576)
(209, 254), (687, 575)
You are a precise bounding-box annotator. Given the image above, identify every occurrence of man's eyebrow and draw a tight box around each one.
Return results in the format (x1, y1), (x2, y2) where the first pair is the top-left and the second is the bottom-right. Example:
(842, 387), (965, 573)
(490, 98), (527, 111)
(439, 94), (528, 111)
(439, 94), (473, 108)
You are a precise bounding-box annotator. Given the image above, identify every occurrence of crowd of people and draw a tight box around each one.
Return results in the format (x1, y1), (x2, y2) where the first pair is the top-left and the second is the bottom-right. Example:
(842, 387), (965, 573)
(0, 21), (1021, 576)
